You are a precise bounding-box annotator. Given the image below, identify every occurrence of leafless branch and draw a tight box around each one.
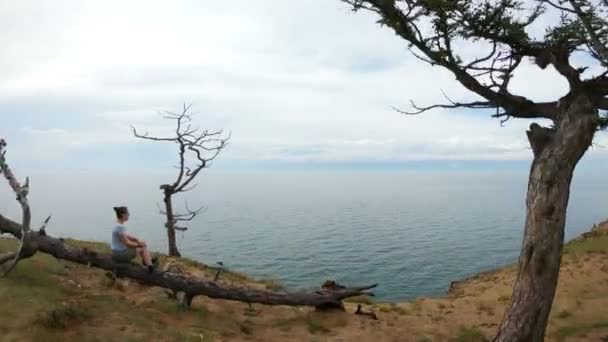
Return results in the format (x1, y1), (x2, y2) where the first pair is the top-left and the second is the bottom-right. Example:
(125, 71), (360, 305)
(131, 126), (177, 142)
(174, 202), (207, 222)
(0, 139), (31, 276)
(0, 252), (17, 266)
(542, 0), (575, 13)
(132, 104), (230, 195)
(393, 89), (494, 115)
(38, 215), (51, 235)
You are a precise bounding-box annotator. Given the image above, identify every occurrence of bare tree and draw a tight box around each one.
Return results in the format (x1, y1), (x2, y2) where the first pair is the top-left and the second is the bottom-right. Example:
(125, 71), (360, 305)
(132, 104), (230, 257)
(0, 139), (50, 276)
(342, 0), (607, 341)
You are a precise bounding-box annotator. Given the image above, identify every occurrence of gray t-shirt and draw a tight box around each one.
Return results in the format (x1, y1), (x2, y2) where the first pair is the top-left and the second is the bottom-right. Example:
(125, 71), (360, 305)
(112, 224), (127, 251)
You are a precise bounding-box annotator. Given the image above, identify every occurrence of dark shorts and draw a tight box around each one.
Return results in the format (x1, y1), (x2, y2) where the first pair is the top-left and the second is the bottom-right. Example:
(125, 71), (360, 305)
(112, 248), (137, 263)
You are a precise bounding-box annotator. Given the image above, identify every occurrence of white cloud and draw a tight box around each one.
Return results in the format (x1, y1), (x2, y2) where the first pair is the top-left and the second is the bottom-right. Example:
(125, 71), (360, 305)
(1, 0), (605, 166)
(22, 127), (67, 136)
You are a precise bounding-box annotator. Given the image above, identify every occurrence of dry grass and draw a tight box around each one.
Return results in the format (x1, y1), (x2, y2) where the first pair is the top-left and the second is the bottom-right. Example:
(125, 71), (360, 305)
(1, 220), (607, 341)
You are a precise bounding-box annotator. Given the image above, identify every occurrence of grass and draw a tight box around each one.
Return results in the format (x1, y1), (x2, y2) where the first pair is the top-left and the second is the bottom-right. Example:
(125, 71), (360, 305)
(497, 294), (510, 303)
(392, 305), (411, 316)
(258, 278), (284, 291)
(307, 317), (332, 334)
(2, 222), (608, 341)
(379, 306), (392, 313)
(411, 299), (423, 312)
(555, 310), (572, 319)
(476, 302), (494, 316)
(344, 295), (374, 305)
(563, 234), (608, 255)
(0, 237), (257, 341)
(36, 302), (91, 329)
(552, 320), (608, 342)
(452, 326), (489, 342)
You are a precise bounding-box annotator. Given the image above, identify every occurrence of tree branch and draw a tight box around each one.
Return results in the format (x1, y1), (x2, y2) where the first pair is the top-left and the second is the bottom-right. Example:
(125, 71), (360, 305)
(0, 139), (31, 276)
(343, 0), (559, 121)
(393, 89), (494, 115)
(132, 104), (230, 195)
(542, 0), (576, 13)
(568, 0), (608, 66)
(0, 252), (17, 266)
(173, 202), (207, 222)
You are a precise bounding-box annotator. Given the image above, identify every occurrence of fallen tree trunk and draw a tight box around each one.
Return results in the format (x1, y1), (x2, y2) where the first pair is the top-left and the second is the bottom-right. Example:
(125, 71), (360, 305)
(0, 214), (376, 309)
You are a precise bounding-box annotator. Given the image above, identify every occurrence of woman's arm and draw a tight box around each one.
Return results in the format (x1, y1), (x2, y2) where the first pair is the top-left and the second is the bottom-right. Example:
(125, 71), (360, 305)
(119, 233), (142, 248)
(126, 234), (146, 247)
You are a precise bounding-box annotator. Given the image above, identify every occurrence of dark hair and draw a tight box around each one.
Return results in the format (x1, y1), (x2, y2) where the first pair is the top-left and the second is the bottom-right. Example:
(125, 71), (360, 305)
(113, 206), (129, 219)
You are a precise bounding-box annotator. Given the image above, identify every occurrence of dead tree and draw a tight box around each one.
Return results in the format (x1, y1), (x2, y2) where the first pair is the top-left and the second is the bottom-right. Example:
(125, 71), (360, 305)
(132, 104), (229, 257)
(0, 139), (51, 277)
(342, 1), (607, 341)
(0, 139), (376, 310)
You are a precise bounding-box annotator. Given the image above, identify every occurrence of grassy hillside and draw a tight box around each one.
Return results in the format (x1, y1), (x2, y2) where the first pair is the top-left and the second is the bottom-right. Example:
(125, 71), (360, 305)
(1, 221), (607, 342)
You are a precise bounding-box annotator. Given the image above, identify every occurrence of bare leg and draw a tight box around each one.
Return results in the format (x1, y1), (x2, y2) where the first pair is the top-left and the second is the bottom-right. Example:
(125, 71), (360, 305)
(136, 246), (152, 266)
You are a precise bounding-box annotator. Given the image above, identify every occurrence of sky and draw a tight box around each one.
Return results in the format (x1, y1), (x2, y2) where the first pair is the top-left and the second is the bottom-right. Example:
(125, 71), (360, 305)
(0, 0), (607, 172)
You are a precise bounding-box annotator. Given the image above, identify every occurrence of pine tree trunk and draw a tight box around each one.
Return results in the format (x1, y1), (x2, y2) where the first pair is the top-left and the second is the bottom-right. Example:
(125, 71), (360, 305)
(163, 189), (181, 257)
(494, 96), (598, 342)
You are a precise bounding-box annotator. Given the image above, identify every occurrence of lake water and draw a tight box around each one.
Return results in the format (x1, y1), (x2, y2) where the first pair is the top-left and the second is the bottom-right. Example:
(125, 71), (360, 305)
(1, 169), (606, 301)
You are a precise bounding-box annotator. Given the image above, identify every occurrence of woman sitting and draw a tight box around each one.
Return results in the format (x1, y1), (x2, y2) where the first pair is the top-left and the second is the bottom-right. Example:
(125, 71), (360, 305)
(111, 206), (156, 272)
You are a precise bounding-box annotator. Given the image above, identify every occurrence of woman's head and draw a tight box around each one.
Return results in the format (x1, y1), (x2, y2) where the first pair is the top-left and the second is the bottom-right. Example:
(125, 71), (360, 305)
(113, 206), (130, 222)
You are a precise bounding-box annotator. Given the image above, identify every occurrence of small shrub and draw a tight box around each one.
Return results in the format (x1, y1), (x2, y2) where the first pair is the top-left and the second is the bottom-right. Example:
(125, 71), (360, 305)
(239, 320), (254, 335)
(393, 306), (411, 316)
(307, 317), (331, 334)
(498, 295), (510, 303)
(418, 336), (433, 342)
(344, 295), (374, 305)
(258, 278), (284, 291)
(36, 303), (90, 329)
(411, 300), (423, 311)
(476, 303), (494, 316)
(556, 310), (572, 319)
(452, 326), (489, 342)
(379, 306), (392, 313)
(438, 303), (446, 310)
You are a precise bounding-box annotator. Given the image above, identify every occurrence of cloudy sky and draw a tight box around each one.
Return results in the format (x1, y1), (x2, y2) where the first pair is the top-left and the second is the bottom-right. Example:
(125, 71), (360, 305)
(1, 0), (606, 172)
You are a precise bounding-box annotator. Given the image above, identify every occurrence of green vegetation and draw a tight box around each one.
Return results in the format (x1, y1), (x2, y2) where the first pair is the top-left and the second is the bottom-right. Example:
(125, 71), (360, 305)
(555, 310), (572, 319)
(476, 302), (494, 316)
(564, 235), (608, 255)
(36, 303), (91, 329)
(497, 295), (510, 303)
(452, 326), (489, 342)
(306, 316), (331, 334)
(1, 222), (607, 341)
(258, 278), (284, 291)
(552, 320), (608, 342)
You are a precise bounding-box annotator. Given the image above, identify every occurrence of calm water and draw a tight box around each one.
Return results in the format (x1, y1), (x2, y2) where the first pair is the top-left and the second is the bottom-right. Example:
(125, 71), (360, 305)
(1, 169), (606, 300)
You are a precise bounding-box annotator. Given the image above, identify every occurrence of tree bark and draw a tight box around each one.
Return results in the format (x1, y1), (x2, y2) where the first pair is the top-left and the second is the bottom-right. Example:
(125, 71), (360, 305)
(162, 187), (180, 257)
(0, 214), (376, 309)
(494, 95), (598, 342)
